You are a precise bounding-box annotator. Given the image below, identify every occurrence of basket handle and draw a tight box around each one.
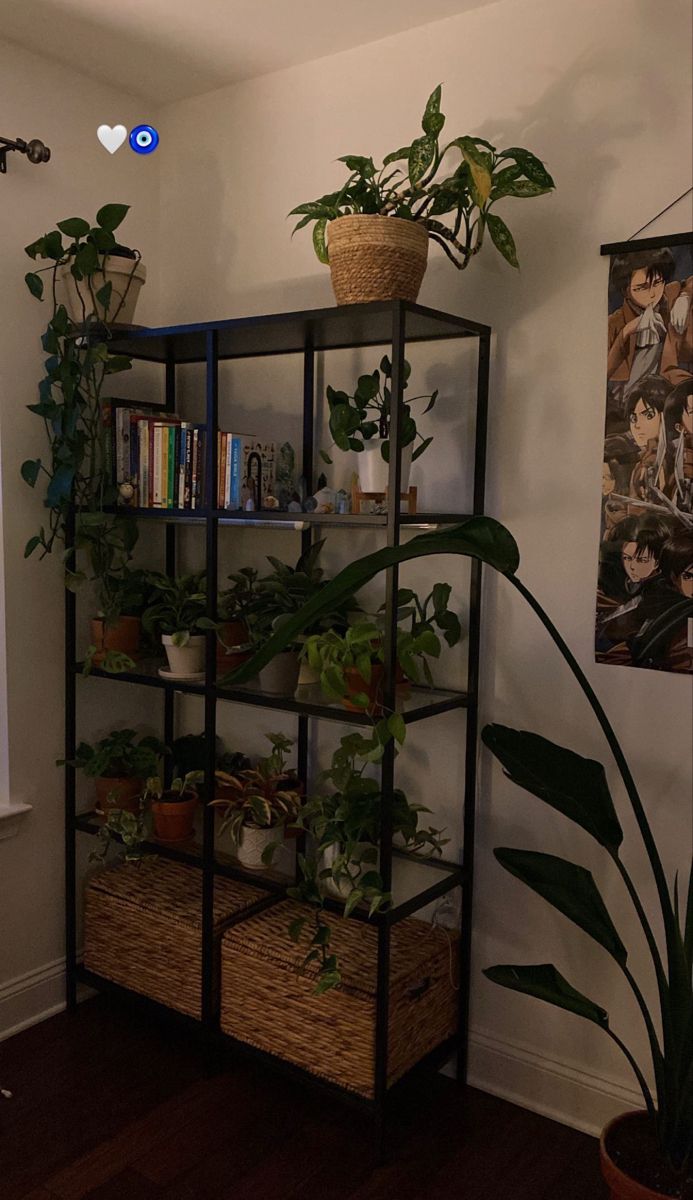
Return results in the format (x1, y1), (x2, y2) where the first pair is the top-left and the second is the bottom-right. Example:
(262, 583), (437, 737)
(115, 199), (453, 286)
(406, 975), (431, 1001)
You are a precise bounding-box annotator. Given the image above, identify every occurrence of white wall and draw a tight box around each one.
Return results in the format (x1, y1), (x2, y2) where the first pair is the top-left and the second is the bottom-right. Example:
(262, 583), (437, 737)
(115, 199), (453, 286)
(0, 41), (160, 1036)
(156, 0), (693, 1134)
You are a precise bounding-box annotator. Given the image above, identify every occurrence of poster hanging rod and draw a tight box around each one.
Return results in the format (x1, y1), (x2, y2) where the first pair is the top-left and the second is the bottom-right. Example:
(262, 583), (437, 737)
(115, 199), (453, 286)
(601, 185), (693, 256)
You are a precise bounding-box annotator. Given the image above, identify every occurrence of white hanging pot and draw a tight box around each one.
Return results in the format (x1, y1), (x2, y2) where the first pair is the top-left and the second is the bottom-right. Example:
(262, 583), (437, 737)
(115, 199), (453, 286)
(319, 842), (377, 900)
(258, 651), (300, 696)
(162, 633), (205, 675)
(235, 824), (282, 870)
(56, 252), (146, 326)
(358, 440), (412, 494)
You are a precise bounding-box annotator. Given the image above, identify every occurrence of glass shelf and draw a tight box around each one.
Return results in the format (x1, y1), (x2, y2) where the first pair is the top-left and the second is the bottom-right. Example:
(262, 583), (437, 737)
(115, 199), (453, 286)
(105, 506), (473, 530)
(74, 658), (468, 725)
(74, 809), (463, 924)
(105, 299), (489, 364)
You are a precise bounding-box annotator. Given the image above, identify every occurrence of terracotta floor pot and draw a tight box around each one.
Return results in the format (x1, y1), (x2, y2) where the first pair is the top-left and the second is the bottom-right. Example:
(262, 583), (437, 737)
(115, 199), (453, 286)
(94, 776), (143, 816)
(152, 794), (196, 843)
(327, 215), (429, 305)
(90, 616), (141, 666)
(600, 1111), (686, 1199)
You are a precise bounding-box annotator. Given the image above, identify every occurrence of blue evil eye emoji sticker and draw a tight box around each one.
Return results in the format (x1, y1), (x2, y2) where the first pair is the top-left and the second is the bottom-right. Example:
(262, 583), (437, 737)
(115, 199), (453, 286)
(129, 124), (159, 155)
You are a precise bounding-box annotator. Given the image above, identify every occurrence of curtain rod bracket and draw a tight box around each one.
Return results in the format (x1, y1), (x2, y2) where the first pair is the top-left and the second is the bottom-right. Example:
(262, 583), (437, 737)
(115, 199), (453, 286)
(0, 135), (51, 176)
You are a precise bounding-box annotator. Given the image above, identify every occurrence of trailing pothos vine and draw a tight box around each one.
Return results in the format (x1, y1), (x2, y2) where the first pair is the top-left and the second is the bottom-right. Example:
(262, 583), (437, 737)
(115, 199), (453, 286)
(21, 204), (139, 598)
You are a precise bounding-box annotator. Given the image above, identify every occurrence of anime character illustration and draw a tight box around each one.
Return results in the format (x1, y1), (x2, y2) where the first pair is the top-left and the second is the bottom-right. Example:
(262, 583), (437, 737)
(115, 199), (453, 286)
(597, 235), (693, 674)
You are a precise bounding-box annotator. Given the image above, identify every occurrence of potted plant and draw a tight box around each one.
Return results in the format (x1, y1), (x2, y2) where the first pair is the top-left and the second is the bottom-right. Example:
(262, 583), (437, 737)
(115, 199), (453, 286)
(25, 203), (146, 327)
(171, 731), (249, 801)
(321, 355), (438, 494)
(142, 571), (211, 677)
(228, 517), (692, 1193)
(302, 619), (441, 714)
(90, 806), (152, 864)
(377, 580), (463, 691)
(216, 567), (259, 674)
(289, 85), (554, 304)
(210, 733), (302, 868)
(58, 728), (164, 816)
(22, 209), (138, 616)
(88, 565), (151, 670)
(142, 771), (203, 843)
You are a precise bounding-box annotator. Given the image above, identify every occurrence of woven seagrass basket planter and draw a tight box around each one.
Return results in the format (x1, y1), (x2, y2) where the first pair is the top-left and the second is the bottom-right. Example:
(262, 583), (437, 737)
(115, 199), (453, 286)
(84, 857), (269, 1018)
(327, 215), (429, 305)
(220, 900), (458, 1098)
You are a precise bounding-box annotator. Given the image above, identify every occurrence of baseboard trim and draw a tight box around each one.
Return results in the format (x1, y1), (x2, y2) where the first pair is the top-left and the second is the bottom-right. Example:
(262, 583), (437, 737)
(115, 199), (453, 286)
(0, 958), (67, 1042)
(467, 1025), (643, 1137)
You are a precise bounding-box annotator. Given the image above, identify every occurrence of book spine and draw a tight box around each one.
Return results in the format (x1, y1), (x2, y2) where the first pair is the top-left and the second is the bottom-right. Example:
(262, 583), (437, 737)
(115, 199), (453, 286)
(198, 429), (206, 509)
(178, 423), (188, 509)
(115, 406), (128, 483)
(162, 425), (170, 508)
(184, 427), (193, 508)
(217, 431), (224, 510)
(148, 420), (155, 507)
(225, 433), (232, 509)
(138, 422), (147, 508)
(153, 425), (163, 507)
(229, 435), (239, 509)
(191, 429), (199, 510)
(167, 426), (175, 508)
(102, 402), (114, 486)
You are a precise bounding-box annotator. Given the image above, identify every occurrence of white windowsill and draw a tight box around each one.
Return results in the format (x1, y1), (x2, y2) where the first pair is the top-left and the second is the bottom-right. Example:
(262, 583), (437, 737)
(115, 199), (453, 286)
(0, 803), (32, 840)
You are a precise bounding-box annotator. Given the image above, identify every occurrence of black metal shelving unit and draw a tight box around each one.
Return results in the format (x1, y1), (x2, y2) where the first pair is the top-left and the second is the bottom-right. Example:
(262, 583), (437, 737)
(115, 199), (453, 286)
(65, 297), (490, 1119)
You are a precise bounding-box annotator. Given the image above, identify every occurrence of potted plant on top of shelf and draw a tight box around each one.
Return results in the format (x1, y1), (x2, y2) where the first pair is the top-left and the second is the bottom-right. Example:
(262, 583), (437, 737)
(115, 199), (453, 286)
(142, 571), (212, 679)
(210, 733), (302, 869)
(216, 567), (259, 674)
(289, 84), (555, 305)
(227, 517), (693, 1196)
(58, 728), (165, 816)
(86, 565), (152, 674)
(321, 355), (438, 495)
(142, 770), (203, 844)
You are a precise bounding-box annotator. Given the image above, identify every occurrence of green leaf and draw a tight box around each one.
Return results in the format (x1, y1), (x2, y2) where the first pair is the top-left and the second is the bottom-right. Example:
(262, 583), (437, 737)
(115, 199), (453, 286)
(319, 449), (333, 465)
(484, 964), (610, 1028)
(46, 464), (74, 507)
(387, 713), (406, 745)
(89, 227), (116, 253)
(24, 535), (41, 558)
(57, 217), (90, 238)
(95, 203), (129, 232)
(481, 725), (623, 851)
(75, 241), (99, 276)
(338, 155), (376, 178)
(499, 148), (555, 190)
(487, 213), (519, 268)
(226, 519), (520, 685)
(288, 917), (307, 943)
(42, 231), (64, 261)
(344, 889), (364, 917)
(495, 848), (628, 965)
(51, 305), (70, 335)
(24, 238), (45, 260)
(25, 272), (44, 300)
(449, 138), (493, 207)
(408, 135), (436, 187)
(21, 459), (41, 487)
(383, 146), (410, 167)
(104, 355), (132, 375)
(411, 436), (433, 462)
(313, 218), (329, 264)
(96, 281), (113, 310)
(421, 85), (445, 138)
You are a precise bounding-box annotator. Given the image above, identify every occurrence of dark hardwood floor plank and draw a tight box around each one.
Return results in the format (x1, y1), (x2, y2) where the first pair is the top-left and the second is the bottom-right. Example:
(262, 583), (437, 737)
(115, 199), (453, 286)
(1, 996), (608, 1200)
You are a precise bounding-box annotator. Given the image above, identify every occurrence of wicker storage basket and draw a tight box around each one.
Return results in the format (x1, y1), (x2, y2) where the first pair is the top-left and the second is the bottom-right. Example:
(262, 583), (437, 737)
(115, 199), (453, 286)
(327, 215), (429, 305)
(220, 900), (458, 1097)
(84, 857), (269, 1018)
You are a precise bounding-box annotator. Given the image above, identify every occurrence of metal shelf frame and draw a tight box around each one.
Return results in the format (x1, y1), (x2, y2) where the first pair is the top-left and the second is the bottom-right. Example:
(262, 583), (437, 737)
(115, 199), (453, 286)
(65, 297), (490, 1119)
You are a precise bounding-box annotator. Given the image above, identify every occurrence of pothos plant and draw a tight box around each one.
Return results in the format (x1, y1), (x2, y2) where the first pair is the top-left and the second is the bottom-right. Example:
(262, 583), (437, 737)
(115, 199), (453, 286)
(289, 84), (555, 271)
(21, 205), (139, 602)
(321, 356), (438, 467)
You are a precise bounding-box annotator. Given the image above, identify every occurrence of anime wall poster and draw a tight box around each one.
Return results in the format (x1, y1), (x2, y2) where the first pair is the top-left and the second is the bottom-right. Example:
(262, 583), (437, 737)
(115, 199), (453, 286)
(596, 232), (693, 674)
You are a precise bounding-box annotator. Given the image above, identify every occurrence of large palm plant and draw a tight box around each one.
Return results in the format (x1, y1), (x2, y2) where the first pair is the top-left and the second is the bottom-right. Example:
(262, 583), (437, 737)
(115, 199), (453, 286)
(225, 516), (693, 1179)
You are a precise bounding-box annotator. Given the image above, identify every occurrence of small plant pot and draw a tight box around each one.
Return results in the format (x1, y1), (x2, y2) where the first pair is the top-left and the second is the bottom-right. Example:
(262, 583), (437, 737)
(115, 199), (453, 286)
(258, 651), (300, 697)
(94, 776), (143, 816)
(151, 794), (196, 843)
(56, 253), (147, 326)
(235, 824), (282, 870)
(297, 659), (320, 687)
(320, 842), (377, 900)
(343, 664), (385, 715)
(327, 214), (429, 305)
(358, 440), (413, 495)
(90, 616), (141, 666)
(162, 634), (206, 676)
(600, 1110), (682, 1199)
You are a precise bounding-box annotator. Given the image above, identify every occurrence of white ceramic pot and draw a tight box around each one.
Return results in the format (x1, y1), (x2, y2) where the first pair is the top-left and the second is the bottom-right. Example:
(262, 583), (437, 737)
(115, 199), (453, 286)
(235, 824), (282, 870)
(297, 659), (320, 687)
(259, 651), (300, 696)
(320, 842), (377, 900)
(56, 254), (147, 326)
(162, 633), (206, 676)
(359, 440), (412, 494)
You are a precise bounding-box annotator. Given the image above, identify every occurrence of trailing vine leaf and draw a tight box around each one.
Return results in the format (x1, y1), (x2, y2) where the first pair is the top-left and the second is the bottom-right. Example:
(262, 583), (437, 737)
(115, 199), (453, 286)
(24, 273), (43, 300)
(313, 218), (329, 264)
(487, 213), (519, 268)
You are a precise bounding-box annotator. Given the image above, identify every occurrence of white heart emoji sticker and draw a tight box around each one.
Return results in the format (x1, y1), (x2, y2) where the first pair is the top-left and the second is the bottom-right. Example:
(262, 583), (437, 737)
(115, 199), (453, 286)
(97, 124), (127, 154)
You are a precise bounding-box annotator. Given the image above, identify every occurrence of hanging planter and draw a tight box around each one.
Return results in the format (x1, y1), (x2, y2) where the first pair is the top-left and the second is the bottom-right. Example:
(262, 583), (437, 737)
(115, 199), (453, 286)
(56, 247), (146, 327)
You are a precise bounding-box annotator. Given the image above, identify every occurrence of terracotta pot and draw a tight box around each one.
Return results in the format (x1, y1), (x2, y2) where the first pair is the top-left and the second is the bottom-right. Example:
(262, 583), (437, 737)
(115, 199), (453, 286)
(216, 621), (252, 672)
(94, 775), (143, 815)
(327, 214), (429, 304)
(343, 664), (385, 715)
(151, 793), (196, 843)
(90, 616), (141, 666)
(56, 253), (146, 326)
(600, 1111), (683, 1200)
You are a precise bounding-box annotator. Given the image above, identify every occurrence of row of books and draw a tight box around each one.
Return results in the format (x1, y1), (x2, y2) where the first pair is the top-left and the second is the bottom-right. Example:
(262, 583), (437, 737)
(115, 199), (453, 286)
(112, 406), (275, 510)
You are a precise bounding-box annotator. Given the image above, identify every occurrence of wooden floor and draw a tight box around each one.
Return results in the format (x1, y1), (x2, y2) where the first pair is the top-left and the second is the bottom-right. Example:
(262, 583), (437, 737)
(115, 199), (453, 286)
(0, 996), (608, 1199)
